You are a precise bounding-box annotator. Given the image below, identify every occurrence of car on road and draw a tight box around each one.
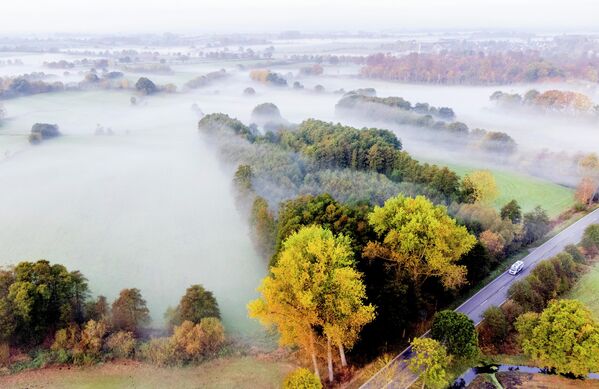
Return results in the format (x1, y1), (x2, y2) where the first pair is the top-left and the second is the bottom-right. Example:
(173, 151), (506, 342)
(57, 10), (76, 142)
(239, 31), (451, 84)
(508, 260), (524, 275)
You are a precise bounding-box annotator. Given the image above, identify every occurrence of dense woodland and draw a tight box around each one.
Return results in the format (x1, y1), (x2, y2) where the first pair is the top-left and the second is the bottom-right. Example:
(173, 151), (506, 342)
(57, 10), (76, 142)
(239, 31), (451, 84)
(196, 112), (565, 384)
(360, 51), (599, 84)
(336, 91), (518, 155)
(491, 89), (599, 116)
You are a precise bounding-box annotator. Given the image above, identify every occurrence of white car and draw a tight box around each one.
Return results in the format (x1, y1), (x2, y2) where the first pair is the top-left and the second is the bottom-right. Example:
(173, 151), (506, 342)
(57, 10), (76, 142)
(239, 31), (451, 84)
(508, 260), (524, 275)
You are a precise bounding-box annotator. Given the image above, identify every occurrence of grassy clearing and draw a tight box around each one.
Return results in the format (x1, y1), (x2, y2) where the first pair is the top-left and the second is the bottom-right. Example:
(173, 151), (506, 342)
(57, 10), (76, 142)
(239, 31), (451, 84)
(566, 262), (599, 319)
(0, 356), (296, 389)
(441, 162), (575, 217)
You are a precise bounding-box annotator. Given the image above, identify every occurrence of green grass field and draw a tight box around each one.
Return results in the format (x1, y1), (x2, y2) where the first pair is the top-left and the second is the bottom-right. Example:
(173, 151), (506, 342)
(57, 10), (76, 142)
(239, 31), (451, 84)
(0, 356), (296, 389)
(566, 264), (599, 319)
(437, 162), (575, 217)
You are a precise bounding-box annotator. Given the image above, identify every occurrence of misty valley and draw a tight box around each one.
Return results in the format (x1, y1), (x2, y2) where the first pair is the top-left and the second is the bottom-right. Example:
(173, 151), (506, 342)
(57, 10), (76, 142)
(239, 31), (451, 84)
(1, 30), (599, 389)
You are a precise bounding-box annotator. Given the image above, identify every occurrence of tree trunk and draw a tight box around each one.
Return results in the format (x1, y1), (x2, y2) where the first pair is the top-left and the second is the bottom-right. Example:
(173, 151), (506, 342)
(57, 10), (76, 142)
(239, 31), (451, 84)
(309, 330), (320, 379)
(338, 343), (347, 367)
(327, 335), (334, 383)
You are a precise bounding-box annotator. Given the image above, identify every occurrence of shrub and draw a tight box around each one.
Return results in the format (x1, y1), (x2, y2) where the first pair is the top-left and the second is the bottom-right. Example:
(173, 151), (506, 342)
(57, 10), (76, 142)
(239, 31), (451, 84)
(139, 338), (176, 366)
(582, 224), (599, 254)
(106, 331), (136, 359)
(564, 244), (586, 263)
(431, 310), (478, 358)
(283, 368), (322, 389)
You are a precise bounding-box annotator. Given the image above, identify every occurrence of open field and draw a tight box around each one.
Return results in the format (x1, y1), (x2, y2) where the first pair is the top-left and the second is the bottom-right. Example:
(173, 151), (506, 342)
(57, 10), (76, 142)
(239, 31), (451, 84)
(0, 356), (295, 389)
(438, 162), (575, 217)
(566, 262), (599, 319)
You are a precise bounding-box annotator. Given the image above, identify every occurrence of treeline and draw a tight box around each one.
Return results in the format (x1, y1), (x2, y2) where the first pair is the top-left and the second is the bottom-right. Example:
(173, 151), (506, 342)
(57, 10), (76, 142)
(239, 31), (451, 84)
(199, 114), (465, 205)
(336, 91), (518, 155)
(183, 69), (229, 90)
(491, 89), (599, 116)
(479, 225), (599, 376)
(0, 260), (225, 370)
(359, 52), (593, 84)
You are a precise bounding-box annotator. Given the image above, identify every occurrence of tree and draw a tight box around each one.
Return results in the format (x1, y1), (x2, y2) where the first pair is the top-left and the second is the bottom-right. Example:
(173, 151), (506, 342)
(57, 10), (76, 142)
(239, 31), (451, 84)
(135, 77), (157, 95)
(364, 195), (476, 294)
(576, 177), (596, 205)
(250, 197), (277, 258)
(430, 310), (478, 358)
(507, 279), (544, 312)
(582, 224), (599, 254)
(85, 295), (110, 323)
(517, 299), (599, 376)
(461, 171), (499, 204)
(7, 260), (89, 344)
(522, 206), (550, 245)
(578, 153), (599, 205)
(480, 306), (508, 347)
(248, 226), (373, 382)
(500, 200), (522, 224)
(408, 338), (450, 389)
(479, 230), (505, 257)
(168, 284), (220, 328)
(111, 288), (150, 335)
(283, 368), (322, 389)
(233, 164), (254, 195)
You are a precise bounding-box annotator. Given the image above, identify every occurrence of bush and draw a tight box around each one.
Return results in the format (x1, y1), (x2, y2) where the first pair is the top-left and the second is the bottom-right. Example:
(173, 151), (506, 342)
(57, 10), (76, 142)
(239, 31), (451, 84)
(139, 338), (176, 366)
(106, 331), (136, 359)
(481, 306), (509, 346)
(431, 310), (478, 358)
(283, 368), (322, 389)
(565, 244), (586, 263)
(582, 224), (599, 254)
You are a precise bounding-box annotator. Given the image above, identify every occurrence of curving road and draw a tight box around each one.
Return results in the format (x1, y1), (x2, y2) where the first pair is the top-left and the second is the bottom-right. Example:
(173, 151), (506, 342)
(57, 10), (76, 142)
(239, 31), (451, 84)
(360, 207), (599, 389)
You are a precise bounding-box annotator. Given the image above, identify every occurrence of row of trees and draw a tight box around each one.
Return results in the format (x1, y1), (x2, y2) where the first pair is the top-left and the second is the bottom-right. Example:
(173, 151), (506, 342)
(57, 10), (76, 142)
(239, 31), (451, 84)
(491, 89), (599, 115)
(0, 260), (224, 369)
(479, 226), (599, 376)
(360, 52), (567, 84)
(248, 194), (481, 383)
(335, 92), (518, 155)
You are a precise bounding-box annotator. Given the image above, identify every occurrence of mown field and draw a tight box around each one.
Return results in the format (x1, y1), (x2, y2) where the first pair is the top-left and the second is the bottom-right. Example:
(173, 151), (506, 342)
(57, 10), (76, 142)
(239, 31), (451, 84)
(0, 356), (295, 389)
(566, 263), (599, 319)
(439, 162), (575, 217)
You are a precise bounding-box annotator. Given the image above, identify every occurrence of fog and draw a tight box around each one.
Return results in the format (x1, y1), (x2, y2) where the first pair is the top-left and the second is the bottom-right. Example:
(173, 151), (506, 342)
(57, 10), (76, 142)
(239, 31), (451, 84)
(2, 33), (599, 336)
(1, 1), (598, 33)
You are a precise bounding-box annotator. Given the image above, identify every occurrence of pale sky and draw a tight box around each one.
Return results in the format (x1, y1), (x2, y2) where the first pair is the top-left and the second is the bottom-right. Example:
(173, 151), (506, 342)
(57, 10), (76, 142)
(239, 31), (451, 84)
(1, 0), (598, 34)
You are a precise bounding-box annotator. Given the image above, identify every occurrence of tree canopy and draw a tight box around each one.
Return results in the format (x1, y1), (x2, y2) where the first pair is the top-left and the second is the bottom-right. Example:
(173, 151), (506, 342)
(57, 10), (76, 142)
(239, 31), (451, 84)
(516, 299), (599, 376)
(364, 195), (476, 291)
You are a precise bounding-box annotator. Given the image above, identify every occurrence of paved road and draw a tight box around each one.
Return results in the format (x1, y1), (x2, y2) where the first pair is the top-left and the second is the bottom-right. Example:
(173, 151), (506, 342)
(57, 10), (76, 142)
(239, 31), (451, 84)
(360, 207), (599, 389)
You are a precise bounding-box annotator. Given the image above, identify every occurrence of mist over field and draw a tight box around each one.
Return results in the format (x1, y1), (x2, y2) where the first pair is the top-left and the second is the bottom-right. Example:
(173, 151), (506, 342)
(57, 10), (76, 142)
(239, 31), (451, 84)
(0, 1), (599, 388)
(1, 43), (598, 332)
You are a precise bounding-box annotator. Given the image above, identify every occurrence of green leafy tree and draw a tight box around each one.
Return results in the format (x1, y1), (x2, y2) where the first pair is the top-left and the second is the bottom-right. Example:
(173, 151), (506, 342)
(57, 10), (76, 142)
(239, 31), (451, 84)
(408, 337), (451, 389)
(135, 77), (157, 95)
(168, 284), (220, 328)
(582, 224), (599, 254)
(480, 306), (509, 347)
(283, 368), (322, 389)
(364, 195), (476, 294)
(7, 260), (89, 344)
(517, 299), (599, 376)
(111, 288), (150, 335)
(522, 206), (550, 244)
(500, 199), (522, 224)
(430, 310), (478, 358)
(250, 196), (277, 258)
